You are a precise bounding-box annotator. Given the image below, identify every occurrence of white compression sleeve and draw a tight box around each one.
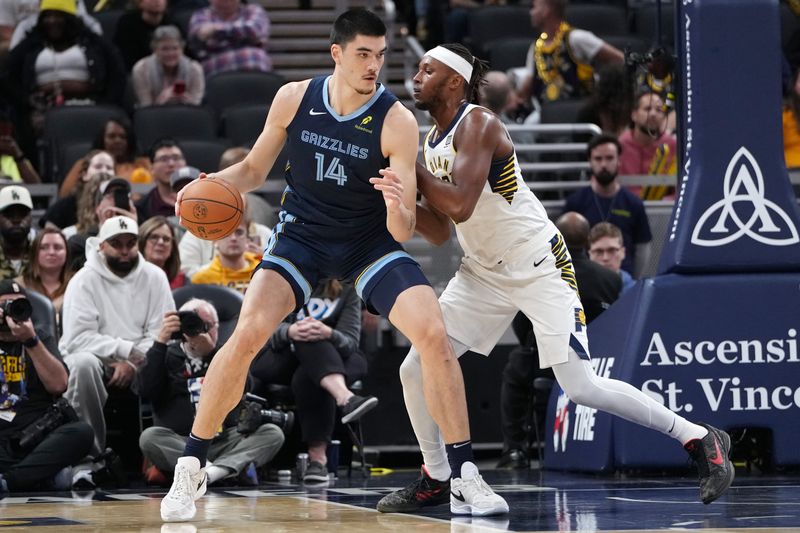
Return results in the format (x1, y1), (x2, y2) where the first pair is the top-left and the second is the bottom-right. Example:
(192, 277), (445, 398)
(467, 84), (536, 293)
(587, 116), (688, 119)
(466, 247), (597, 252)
(398, 337), (470, 481)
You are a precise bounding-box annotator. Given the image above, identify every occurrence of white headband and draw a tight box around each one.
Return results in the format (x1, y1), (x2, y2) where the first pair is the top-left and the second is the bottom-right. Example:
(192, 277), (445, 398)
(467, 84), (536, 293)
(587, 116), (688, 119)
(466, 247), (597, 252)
(426, 46), (473, 82)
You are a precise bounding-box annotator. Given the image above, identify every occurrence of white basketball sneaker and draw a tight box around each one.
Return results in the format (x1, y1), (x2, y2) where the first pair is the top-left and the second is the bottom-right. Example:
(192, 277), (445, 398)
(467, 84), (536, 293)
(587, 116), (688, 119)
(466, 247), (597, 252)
(161, 456), (208, 522)
(449, 462), (509, 516)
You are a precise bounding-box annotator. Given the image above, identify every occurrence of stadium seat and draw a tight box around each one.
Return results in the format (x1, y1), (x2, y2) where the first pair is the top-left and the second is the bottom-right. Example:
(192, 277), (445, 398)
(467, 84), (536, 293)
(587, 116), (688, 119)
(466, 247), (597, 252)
(172, 284), (244, 345)
(540, 98), (589, 124)
(601, 34), (649, 55)
(58, 141), (93, 183)
(631, 3), (676, 49)
(465, 6), (533, 58)
(486, 37), (533, 72)
(204, 71), (286, 119)
(179, 139), (233, 173)
(171, 8), (194, 37)
(133, 105), (218, 153)
(27, 288), (59, 341)
(92, 9), (124, 44)
(221, 104), (269, 147)
(41, 104), (127, 181)
(565, 4), (628, 37)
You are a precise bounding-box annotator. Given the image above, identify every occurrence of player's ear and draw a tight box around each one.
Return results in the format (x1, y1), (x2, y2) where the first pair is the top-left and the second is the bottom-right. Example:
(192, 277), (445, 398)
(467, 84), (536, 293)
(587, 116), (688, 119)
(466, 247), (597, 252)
(331, 43), (342, 64)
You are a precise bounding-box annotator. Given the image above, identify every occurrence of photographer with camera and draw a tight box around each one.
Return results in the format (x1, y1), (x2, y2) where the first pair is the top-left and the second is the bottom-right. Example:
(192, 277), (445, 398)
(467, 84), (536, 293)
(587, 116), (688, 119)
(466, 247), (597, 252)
(139, 298), (284, 485)
(0, 280), (93, 492)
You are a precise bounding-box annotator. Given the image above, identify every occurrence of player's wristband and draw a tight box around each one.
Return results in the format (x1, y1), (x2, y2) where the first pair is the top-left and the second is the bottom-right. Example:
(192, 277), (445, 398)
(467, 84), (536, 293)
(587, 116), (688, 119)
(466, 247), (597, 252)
(22, 335), (40, 348)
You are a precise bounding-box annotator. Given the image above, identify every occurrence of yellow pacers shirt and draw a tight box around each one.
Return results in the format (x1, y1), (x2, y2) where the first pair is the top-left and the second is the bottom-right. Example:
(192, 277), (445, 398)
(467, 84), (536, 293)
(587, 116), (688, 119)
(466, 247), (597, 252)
(191, 252), (261, 294)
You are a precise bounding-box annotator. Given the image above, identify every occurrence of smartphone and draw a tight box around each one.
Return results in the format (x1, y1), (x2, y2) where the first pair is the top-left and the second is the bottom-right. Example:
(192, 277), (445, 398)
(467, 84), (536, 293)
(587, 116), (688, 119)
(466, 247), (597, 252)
(173, 81), (186, 95)
(113, 188), (129, 210)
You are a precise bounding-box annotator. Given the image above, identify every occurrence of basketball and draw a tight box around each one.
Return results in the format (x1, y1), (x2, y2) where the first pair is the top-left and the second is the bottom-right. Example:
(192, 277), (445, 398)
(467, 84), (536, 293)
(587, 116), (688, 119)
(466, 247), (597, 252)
(178, 177), (244, 240)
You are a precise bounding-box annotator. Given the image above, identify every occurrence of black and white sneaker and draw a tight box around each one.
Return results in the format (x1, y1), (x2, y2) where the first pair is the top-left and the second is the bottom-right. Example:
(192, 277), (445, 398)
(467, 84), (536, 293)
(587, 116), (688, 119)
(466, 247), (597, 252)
(303, 461), (330, 483)
(377, 466), (450, 513)
(684, 423), (735, 504)
(341, 394), (378, 424)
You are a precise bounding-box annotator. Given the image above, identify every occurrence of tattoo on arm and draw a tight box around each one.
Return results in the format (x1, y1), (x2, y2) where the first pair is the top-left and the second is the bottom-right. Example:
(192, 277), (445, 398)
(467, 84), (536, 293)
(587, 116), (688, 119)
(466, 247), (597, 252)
(408, 212), (416, 232)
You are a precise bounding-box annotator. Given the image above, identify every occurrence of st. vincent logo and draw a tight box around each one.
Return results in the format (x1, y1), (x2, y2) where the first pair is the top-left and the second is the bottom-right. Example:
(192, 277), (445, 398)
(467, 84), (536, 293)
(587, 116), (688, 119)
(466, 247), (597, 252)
(691, 147), (799, 247)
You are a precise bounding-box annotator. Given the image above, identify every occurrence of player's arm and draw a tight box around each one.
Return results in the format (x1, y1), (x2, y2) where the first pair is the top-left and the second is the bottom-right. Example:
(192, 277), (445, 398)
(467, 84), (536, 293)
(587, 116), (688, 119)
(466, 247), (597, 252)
(207, 80), (309, 193)
(415, 197), (452, 246)
(417, 109), (498, 223)
(370, 102), (420, 243)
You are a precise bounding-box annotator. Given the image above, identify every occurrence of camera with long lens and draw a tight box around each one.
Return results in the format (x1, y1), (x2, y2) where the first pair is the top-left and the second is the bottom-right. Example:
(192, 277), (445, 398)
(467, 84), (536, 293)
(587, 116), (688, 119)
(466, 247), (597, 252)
(237, 393), (295, 435)
(13, 397), (79, 451)
(0, 297), (33, 332)
(171, 310), (208, 340)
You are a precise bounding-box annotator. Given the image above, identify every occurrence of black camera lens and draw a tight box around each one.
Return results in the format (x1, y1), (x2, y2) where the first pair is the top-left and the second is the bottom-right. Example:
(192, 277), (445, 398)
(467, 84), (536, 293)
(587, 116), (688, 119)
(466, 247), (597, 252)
(178, 310), (208, 338)
(1, 298), (33, 322)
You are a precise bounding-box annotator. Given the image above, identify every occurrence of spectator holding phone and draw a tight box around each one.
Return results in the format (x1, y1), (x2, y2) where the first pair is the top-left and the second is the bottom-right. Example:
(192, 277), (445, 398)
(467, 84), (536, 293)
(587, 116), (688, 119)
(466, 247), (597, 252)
(132, 25), (204, 107)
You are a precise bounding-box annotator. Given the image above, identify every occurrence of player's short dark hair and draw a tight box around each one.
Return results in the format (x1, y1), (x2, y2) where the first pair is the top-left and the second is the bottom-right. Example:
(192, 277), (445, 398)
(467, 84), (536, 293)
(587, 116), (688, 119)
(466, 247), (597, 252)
(586, 133), (622, 159)
(330, 8), (386, 46)
(439, 43), (489, 104)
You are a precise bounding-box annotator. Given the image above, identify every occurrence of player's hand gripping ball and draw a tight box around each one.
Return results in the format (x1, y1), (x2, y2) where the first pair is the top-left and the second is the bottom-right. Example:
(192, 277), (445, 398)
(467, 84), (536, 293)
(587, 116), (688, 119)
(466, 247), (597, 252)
(177, 177), (244, 240)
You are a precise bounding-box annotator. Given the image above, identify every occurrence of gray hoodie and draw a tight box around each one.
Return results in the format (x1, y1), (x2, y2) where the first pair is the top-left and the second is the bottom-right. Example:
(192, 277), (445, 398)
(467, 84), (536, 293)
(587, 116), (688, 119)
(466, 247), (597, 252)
(59, 236), (176, 362)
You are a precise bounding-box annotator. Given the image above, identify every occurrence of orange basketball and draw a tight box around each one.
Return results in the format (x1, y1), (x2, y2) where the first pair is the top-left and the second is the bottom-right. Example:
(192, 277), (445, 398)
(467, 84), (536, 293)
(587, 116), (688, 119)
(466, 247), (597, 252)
(178, 177), (244, 240)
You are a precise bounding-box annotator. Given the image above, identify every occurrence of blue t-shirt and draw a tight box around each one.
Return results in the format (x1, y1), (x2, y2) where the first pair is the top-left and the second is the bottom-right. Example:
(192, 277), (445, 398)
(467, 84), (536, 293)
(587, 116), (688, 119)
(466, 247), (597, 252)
(563, 186), (652, 274)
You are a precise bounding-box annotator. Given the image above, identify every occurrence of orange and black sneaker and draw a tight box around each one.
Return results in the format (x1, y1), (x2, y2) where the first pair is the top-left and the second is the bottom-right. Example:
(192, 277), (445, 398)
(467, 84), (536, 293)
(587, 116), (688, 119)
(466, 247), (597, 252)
(377, 466), (450, 513)
(684, 423), (735, 504)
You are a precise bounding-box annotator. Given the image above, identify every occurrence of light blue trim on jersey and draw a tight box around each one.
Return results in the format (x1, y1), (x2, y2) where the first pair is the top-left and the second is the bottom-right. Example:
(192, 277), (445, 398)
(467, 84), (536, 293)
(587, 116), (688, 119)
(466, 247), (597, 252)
(262, 215), (312, 302)
(354, 250), (413, 299)
(322, 75), (387, 122)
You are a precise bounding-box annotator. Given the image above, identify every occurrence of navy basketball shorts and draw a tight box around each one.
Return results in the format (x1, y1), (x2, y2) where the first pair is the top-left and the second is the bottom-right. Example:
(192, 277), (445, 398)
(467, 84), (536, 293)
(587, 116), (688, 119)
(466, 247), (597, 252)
(255, 215), (430, 317)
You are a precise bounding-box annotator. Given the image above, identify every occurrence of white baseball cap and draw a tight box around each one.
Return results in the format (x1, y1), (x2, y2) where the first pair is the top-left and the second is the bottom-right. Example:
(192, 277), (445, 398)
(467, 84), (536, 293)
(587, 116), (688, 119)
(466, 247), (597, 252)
(0, 185), (33, 212)
(98, 215), (139, 242)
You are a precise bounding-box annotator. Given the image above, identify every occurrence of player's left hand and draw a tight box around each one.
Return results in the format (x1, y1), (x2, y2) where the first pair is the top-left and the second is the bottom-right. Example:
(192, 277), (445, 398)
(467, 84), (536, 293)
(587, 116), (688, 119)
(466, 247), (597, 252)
(370, 168), (404, 212)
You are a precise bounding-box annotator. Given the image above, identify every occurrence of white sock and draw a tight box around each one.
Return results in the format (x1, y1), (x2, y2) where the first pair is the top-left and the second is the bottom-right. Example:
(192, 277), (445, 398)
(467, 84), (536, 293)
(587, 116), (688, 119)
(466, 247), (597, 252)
(206, 465), (233, 484)
(669, 418), (709, 445)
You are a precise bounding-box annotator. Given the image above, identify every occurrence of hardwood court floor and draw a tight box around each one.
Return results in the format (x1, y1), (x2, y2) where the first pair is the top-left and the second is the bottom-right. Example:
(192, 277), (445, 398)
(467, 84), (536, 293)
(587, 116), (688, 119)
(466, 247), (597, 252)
(1, 469), (799, 532)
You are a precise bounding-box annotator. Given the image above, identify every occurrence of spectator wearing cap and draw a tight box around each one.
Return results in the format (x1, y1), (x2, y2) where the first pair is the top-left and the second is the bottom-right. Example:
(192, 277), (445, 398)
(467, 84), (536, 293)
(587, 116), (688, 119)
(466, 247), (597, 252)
(0, 185), (35, 280)
(0, 279), (94, 493)
(60, 215), (175, 461)
(6, 0), (126, 144)
(136, 139), (186, 224)
(64, 176), (137, 272)
(138, 215), (188, 289)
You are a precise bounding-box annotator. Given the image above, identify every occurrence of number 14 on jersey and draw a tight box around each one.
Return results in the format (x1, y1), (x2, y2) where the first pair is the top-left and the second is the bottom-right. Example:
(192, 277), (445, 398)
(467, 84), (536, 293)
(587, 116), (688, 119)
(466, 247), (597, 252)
(314, 152), (348, 186)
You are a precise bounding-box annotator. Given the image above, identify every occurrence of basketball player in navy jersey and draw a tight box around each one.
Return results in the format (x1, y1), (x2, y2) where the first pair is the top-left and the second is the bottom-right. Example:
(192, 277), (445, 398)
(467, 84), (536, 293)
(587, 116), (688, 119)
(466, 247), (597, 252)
(160, 11), (504, 522)
(377, 43), (734, 513)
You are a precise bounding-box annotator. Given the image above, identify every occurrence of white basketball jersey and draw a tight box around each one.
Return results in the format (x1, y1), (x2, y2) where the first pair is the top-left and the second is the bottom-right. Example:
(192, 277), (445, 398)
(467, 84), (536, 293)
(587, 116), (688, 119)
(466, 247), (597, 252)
(422, 104), (555, 268)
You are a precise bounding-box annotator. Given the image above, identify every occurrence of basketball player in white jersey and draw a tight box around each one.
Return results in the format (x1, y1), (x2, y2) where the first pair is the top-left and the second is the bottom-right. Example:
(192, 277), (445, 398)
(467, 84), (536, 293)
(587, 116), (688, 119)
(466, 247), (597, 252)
(377, 44), (734, 514)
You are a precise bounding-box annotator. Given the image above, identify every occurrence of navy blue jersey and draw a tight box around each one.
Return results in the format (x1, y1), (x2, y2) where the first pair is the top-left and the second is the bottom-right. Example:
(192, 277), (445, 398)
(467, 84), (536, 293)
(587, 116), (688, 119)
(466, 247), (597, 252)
(283, 76), (398, 237)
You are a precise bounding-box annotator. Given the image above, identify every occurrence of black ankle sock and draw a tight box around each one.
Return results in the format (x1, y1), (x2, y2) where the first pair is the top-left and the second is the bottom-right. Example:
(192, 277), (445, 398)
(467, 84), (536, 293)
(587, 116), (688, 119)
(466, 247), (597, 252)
(445, 440), (474, 479)
(183, 432), (211, 467)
